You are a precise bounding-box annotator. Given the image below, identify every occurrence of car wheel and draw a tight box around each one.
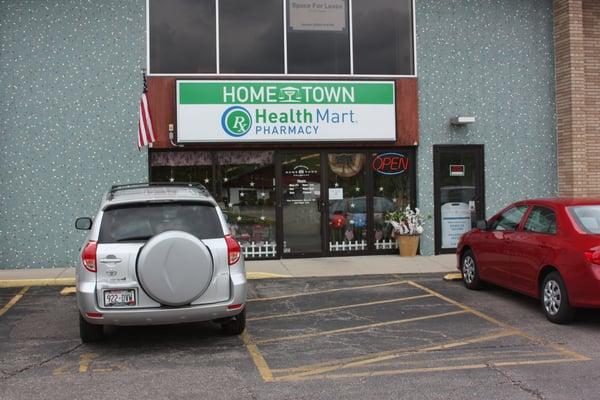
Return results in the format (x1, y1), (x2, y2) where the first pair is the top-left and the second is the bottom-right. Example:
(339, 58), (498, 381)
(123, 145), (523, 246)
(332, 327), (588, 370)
(542, 272), (575, 324)
(79, 314), (104, 343)
(221, 308), (246, 335)
(461, 250), (483, 290)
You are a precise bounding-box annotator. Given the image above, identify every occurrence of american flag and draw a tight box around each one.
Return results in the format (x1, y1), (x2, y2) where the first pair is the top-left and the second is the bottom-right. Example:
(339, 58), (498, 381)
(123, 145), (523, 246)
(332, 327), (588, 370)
(137, 73), (155, 149)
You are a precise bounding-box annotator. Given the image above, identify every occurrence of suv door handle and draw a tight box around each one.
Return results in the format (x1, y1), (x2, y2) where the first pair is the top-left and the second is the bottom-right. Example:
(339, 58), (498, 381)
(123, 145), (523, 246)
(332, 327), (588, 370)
(100, 258), (122, 264)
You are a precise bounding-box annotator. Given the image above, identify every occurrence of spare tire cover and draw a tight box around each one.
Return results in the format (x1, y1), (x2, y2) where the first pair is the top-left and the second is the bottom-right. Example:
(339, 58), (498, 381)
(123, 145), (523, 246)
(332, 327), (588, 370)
(137, 231), (214, 306)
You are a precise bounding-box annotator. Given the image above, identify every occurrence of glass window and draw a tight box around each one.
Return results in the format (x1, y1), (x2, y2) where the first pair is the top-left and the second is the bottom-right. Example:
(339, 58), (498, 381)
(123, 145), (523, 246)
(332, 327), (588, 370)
(568, 205), (600, 234)
(219, 0), (284, 73)
(524, 207), (557, 234)
(490, 206), (528, 231)
(99, 203), (223, 243)
(327, 153), (367, 252)
(216, 152), (277, 258)
(149, 151), (214, 192)
(371, 152), (412, 250)
(352, 0), (413, 75)
(149, 0), (216, 73)
(286, 0), (350, 74)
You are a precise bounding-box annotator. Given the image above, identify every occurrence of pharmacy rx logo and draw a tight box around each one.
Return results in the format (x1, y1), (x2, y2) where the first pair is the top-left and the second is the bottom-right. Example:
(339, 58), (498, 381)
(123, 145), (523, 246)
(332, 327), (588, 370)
(221, 106), (252, 137)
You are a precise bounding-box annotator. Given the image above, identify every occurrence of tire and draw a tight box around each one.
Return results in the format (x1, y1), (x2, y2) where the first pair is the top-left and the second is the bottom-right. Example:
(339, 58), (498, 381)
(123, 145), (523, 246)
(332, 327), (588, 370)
(221, 308), (246, 335)
(461, 250), (483, 290)
(79, 314), (104, 343)
(542, 272), (575, 324)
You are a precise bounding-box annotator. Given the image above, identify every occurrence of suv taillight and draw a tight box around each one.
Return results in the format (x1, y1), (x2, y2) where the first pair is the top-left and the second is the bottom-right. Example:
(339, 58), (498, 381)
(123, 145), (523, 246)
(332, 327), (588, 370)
(81, 241), (97, 272)
(584, 249), (600, 265)
(225, 235), (241, 266)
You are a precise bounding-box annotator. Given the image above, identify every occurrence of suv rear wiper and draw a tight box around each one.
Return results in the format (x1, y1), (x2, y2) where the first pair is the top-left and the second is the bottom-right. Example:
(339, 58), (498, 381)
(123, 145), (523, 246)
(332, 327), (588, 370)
(115, 236), (152, 242)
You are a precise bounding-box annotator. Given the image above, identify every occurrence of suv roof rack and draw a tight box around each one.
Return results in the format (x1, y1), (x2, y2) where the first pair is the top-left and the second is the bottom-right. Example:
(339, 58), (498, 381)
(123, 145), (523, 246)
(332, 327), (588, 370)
(107, 182), (210, 200)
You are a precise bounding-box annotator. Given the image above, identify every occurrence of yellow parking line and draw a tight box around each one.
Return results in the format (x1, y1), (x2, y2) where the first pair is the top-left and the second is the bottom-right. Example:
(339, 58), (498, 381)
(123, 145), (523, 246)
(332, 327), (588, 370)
(242, 331), (274, 382)
(406, 281), (591, 362)
(248, 280), (409, 303)
(275, 330), (516, 380)
(0, 286), (29, 317)
(248, 294), (434, 322)
(277, 358), (586, 382)
(0, 278), (75, 288)
(254, 310), (467, 345)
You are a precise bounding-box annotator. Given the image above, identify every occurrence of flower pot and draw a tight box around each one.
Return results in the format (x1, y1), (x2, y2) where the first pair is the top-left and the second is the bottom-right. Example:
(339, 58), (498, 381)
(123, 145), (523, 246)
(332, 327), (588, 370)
(396, 235), (420, 257)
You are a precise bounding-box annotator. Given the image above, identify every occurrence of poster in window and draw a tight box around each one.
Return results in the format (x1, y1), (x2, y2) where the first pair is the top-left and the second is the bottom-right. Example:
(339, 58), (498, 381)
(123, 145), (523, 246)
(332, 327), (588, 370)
(289, 0), (347, 32)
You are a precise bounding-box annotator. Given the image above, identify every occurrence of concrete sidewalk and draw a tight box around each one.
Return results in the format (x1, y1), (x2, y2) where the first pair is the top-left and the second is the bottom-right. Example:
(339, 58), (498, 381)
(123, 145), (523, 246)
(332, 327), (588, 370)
(0, 255), (457, 287)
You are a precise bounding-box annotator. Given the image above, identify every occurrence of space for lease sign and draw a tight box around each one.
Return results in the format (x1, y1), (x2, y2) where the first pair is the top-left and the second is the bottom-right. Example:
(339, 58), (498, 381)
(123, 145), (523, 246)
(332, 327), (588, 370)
(176, 81), (396, 143)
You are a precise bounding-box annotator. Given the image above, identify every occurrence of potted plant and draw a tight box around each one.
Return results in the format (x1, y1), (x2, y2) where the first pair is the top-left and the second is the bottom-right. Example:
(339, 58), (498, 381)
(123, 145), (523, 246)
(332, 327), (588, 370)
(385, 206), (427, 257)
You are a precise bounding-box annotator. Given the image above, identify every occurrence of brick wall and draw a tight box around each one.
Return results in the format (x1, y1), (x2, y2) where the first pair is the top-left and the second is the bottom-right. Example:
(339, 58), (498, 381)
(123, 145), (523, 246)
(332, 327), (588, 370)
(554, 0), (600, 196)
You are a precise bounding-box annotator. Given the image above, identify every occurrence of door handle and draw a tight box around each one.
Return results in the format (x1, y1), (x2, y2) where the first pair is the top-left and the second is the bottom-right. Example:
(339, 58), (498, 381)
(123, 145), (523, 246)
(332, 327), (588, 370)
(100, 258), (122, 264)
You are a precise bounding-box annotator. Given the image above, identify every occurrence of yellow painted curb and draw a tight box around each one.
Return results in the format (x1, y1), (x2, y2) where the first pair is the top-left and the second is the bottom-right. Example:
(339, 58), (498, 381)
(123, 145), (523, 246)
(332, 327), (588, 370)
(0, 277), (76, 288)
(247, 272), (291, 280)
(443, 273), (462, 282)
(60, 286), (77, 296)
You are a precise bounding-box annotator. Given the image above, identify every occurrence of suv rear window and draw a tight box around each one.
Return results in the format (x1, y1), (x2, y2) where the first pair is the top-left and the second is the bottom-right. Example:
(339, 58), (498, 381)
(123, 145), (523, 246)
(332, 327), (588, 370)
(99, 202), (223, 243)
(568, 205), (600, 234)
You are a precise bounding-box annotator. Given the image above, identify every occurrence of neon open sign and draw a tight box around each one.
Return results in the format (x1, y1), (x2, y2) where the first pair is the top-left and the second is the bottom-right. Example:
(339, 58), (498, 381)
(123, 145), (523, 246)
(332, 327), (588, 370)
(372, 153), (409, 175)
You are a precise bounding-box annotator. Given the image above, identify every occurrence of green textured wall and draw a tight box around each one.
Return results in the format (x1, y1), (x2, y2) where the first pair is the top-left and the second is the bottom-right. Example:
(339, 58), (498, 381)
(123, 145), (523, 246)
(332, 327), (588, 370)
(0, 0), (556, 267)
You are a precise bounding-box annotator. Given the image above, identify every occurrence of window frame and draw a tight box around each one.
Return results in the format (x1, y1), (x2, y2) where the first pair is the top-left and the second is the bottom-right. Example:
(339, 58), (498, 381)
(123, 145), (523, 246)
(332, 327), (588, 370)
(146, 0), (417, 78)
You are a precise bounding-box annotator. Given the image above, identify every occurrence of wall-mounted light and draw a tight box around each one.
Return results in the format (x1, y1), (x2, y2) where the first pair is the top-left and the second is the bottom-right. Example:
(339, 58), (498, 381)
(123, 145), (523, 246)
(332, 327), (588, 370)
(450, 116), (475, 125)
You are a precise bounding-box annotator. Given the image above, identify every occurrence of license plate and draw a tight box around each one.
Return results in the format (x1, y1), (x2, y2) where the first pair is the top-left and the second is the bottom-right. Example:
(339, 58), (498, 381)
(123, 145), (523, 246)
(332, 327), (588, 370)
(103, 289), (136, 307)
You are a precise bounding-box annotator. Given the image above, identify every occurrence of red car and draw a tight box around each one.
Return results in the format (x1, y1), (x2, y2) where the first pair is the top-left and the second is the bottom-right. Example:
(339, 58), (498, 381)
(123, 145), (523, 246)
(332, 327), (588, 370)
(456, 198), (600, 323)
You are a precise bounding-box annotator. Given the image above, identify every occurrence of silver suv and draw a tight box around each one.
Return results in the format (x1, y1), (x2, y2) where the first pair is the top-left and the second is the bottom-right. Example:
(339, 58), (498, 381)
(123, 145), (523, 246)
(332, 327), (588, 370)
(75, 183), (247, 342)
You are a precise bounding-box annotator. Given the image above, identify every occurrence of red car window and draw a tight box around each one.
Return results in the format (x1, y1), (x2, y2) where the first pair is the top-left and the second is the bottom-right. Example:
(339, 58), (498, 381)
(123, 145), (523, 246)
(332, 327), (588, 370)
(523, 206), (557, 234)
(489, 205), (528, 231)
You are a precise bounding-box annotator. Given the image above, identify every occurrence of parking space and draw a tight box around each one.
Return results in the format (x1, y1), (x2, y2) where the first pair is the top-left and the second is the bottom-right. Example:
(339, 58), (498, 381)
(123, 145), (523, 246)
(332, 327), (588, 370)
(243, 279), (588, 382)
(1, 275), (599, 400)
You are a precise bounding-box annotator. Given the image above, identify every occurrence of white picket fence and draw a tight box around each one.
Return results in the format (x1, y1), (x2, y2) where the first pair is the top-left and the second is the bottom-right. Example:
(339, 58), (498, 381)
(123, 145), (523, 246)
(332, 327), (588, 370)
(241, 242), (277, 258)
(329, 240), (367, 252)
(374, 239), (398, 250)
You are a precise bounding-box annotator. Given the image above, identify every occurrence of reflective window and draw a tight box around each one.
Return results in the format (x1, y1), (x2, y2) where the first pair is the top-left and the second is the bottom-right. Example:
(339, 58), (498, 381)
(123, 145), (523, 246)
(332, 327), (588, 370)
(352, 0), (413, 75)
(286, 0), (350, 74)
(327, 153), (367, 252)
(568, 205), (600, 234)
(216, 152), (277, 259)
(149, 151), (214, 192)
(524, 207), (556, 234)
(149, 0), (216, 73)
(371, 152), (412, 250)
(490, 206), (528, 231)
(220, 0), (284, 73)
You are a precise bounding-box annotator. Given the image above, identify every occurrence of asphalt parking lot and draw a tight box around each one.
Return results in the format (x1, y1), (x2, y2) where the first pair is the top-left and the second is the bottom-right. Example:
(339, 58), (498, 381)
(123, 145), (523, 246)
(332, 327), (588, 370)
(1, 274), (599, 400)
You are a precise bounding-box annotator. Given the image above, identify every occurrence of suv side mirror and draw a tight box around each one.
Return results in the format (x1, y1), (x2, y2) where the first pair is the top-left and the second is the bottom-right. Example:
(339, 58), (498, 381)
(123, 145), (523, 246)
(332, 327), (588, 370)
(75, 217), (93, 230)
(476, 220), (488, 231)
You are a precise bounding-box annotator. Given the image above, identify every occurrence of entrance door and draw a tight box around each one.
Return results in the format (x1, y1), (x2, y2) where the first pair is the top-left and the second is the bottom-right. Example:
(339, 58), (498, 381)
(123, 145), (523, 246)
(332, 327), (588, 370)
(280, 152), (324, 257)
(433, 145), (485, 254)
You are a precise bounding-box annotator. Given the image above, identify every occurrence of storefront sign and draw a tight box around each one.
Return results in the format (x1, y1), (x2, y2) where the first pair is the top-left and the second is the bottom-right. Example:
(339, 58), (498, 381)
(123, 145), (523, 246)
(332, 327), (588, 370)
(289, 0), (347, 32)
(449, 165), (465, 177)
(372, 153), (409, 175)
(176, 81), (396, 143)
(441, 202), (472, 249)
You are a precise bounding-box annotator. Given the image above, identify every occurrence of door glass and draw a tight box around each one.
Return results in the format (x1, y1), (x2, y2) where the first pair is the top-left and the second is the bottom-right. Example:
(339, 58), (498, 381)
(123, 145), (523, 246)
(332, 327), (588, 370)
(215, 152), (277, 259)
(489, 206), (528, 231)
(371, 152), (413, 251)
(282, 152), (322, 254)
(523, 207), (556, 234)
(327, 153), (367, 252)
(438, 151), (478, 249)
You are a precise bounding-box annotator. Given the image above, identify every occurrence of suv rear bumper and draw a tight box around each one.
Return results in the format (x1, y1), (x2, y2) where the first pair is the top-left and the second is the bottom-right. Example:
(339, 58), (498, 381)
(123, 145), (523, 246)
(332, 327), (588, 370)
(77, 273), (247, 326)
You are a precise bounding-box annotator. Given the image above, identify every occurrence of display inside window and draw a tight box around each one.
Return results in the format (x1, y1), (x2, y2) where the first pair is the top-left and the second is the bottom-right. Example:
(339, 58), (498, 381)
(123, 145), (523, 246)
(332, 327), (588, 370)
(327, 153), (367, 252)
(216, 152), (277, 259)
(150, 151), (214, 192)
(371, 152), (412, 250)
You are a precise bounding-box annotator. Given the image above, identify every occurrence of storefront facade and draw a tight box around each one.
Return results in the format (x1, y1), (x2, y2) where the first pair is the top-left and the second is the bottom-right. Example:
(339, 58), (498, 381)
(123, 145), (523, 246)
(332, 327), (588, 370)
(3, 0), (589, 268)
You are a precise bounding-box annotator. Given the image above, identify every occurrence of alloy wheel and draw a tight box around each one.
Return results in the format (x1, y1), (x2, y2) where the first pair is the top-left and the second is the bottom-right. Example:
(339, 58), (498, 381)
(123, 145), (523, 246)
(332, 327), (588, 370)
(543, 280), (561, 316)
(462, 256), (475, 284)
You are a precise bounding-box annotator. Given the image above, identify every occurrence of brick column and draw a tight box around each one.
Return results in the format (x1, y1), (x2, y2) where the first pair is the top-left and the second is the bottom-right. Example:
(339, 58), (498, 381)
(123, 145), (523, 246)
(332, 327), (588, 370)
(554, 0), (587, 197)
(554, 0), (600, 197)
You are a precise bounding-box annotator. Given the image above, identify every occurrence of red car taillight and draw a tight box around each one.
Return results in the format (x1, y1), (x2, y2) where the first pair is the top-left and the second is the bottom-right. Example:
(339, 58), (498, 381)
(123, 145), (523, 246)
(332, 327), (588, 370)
(81, 241), (97, 272)
(225, 235), (241, 266)
(584, 249), (600, 265)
